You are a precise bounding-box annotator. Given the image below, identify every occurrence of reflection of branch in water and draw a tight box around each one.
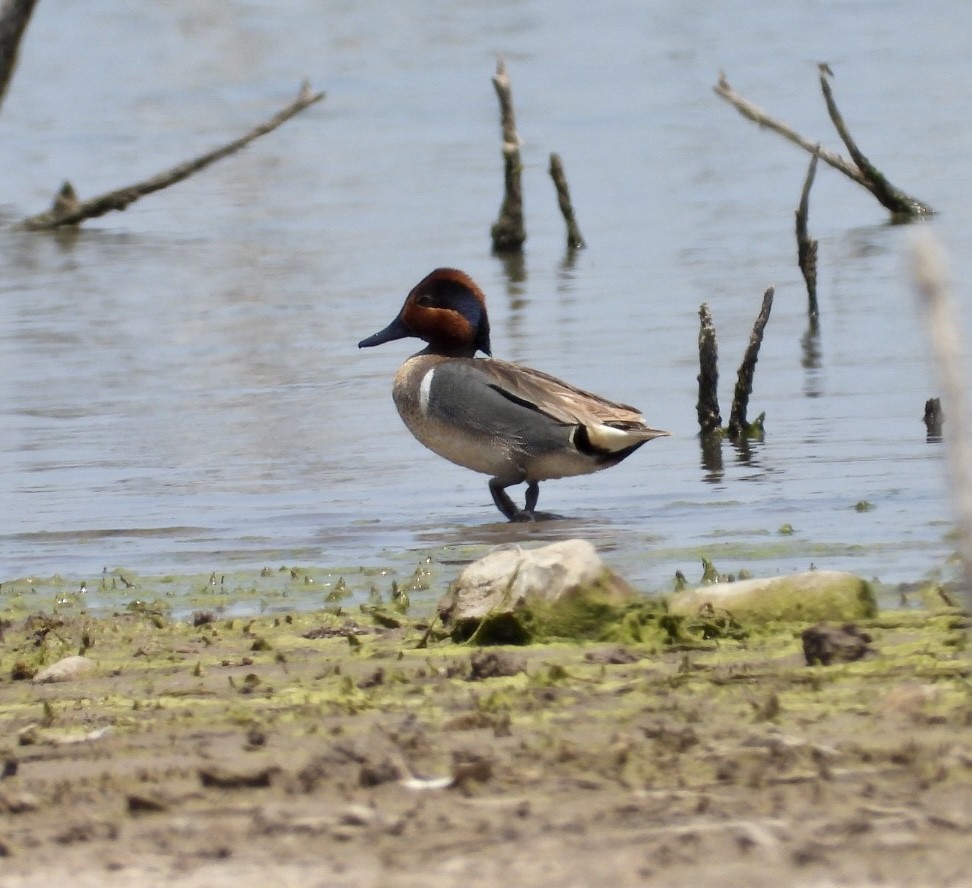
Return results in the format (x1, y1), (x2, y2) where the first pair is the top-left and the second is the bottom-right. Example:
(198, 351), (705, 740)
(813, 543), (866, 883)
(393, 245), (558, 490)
(21, 81), (325, 230)
(699, 430), (724, 483)
(714, 69), (932, 219)
(801, 320), (824, 399)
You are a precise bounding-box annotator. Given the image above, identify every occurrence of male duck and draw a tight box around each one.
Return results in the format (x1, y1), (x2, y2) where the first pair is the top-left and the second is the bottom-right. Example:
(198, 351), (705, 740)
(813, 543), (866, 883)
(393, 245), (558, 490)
(358, 268), (669, 521)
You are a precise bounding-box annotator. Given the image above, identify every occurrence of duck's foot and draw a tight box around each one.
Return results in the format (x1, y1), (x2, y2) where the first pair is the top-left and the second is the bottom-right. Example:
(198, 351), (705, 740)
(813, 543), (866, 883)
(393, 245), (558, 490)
(490, 479), (542, 522)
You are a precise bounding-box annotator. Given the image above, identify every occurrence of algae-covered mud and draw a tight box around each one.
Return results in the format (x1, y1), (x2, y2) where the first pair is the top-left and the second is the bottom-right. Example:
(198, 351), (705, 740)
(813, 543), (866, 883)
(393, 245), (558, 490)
(0, 568), (969, 888)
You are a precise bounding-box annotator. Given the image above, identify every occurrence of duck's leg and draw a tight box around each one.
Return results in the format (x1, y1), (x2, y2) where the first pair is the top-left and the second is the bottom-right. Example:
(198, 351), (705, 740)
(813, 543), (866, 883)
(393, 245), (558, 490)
(524, 481), (540, 514)
(489, 477), (534, 522)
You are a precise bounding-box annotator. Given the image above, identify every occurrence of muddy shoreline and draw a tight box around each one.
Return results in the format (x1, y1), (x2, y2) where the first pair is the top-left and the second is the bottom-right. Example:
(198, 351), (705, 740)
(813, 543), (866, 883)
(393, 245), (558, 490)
(0, 573), (970, 887)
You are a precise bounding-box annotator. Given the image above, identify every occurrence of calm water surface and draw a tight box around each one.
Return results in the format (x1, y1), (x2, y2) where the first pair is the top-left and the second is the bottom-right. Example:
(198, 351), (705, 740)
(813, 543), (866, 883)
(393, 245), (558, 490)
(2, 1), (971, 608)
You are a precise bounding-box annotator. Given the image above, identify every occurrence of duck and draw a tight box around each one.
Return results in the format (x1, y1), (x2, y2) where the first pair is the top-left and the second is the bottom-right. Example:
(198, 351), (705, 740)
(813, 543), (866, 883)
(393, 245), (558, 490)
(358, 268), (669, 521)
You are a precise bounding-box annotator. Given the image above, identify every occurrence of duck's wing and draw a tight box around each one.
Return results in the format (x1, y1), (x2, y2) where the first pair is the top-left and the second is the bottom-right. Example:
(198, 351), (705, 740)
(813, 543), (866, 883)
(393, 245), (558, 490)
(480, 358), (666, 435)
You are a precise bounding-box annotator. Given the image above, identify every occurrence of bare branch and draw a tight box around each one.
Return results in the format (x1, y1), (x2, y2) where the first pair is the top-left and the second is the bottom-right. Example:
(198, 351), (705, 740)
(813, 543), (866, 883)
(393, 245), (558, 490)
(548, 152), (585, 250)
(714, 72), (865, 184)
(795, 150), (820, 319)
(728, 287), (774, 440)
(817, 69), (932, 217)
(20, 81), (326, 231)
(490, 58), (526, 253)
(714, 71), (933, 218)
(0, 0), (37, 111)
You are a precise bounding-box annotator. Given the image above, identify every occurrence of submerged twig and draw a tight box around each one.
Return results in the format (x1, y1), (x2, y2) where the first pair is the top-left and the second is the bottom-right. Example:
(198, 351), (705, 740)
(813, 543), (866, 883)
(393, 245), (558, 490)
(728, 287), (774, 440)
(0, 0), (36, 112)
(795, 150), (820, 319)
(490, 58), (526, 253)
(912, 231), (972, 614)
(696, 303), (722, 434)
(714, 70), (933, 218)
(548, 152), (585, 250)
(20, 81), (326, 231)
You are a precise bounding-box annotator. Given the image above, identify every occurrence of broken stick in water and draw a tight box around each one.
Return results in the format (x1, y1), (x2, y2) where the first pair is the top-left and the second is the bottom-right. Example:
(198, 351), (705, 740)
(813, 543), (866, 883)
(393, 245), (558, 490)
(0, 0), (37, 112)
(795, 150), (820, 320)
(548, 152), (585, 250)
(696, 303), (722, 435)
(727, 287), (774, 441)
(924, 397), (944, 441)
(489, 58), (526, 253)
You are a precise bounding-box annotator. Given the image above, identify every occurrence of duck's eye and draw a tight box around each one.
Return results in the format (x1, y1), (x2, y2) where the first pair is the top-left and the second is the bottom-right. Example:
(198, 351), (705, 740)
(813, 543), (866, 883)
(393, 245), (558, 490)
(415, 293), (435, 307)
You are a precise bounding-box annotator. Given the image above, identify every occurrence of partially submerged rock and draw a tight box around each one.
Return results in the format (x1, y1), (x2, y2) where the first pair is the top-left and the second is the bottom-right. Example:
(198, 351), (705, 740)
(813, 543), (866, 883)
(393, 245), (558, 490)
(668, 570), (876, 623)
(32, 655), (95, 684)
(438, 539), (637, 643)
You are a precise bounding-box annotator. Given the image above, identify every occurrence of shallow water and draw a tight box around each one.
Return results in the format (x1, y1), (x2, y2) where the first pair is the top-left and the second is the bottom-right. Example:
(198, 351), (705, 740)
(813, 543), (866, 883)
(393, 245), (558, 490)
(2, 1), (970, 606)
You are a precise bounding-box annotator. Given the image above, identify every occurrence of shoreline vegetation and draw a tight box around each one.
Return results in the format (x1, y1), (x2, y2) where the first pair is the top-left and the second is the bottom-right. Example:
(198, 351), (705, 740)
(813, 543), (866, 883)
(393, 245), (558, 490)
(1, 556), (969, 887)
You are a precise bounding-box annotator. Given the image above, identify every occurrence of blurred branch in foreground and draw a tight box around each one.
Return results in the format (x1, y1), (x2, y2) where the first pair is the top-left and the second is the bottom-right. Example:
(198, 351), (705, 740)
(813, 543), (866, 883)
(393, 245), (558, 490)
(912, 230), (972, 617)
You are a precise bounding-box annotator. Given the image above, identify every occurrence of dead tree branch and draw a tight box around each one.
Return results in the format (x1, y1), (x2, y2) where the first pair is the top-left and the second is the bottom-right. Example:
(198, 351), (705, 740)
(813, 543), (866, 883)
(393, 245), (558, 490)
(696, 303), (722, 434)
(20, 81), (325, 231)
(490, 58), (526, 253)
(795, 150), (820, 319)
(0, 0), (36, 111)
(817, 70), (931, 217)
(714, 70), (932, 219)
(548, 152), (585, 250)
(728, 287), (774, 440)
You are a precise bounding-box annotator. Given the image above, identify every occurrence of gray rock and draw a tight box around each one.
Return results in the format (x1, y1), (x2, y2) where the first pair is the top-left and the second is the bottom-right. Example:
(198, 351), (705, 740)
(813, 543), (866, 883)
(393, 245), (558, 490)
(438, 539), (636, 643)
(668, 570), (876, 623)
(32, 655), (95, 684)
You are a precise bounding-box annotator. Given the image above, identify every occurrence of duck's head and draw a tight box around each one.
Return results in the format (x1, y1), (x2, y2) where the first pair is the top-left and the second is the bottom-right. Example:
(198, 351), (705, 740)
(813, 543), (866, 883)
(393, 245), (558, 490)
(358, 268), (492, 358)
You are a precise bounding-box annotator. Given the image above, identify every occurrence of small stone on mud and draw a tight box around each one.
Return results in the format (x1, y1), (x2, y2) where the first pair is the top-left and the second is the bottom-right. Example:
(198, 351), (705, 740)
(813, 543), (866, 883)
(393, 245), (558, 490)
(358, 758), (402, 787)
(802, 623), (873, 666)
(584, 647), (640, 665)
(357, 667), (385, 689)
(127, 792), (170, 815)
(245, 727), (268, 749)
(451, 750), (494, 788)
(468, 650), (526, 680)
(199, 764), (279, 789)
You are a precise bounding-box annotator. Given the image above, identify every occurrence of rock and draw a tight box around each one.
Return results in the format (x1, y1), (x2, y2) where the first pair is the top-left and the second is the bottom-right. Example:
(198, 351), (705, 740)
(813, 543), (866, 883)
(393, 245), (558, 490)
(668, 570), (876, 623)
(438, 539), (637, 643)
(31, 655), (95, 684)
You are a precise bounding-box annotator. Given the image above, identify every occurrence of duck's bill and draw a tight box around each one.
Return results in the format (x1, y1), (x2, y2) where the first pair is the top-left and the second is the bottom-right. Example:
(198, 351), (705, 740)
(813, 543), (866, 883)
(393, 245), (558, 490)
(358, 316), (411, 349)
